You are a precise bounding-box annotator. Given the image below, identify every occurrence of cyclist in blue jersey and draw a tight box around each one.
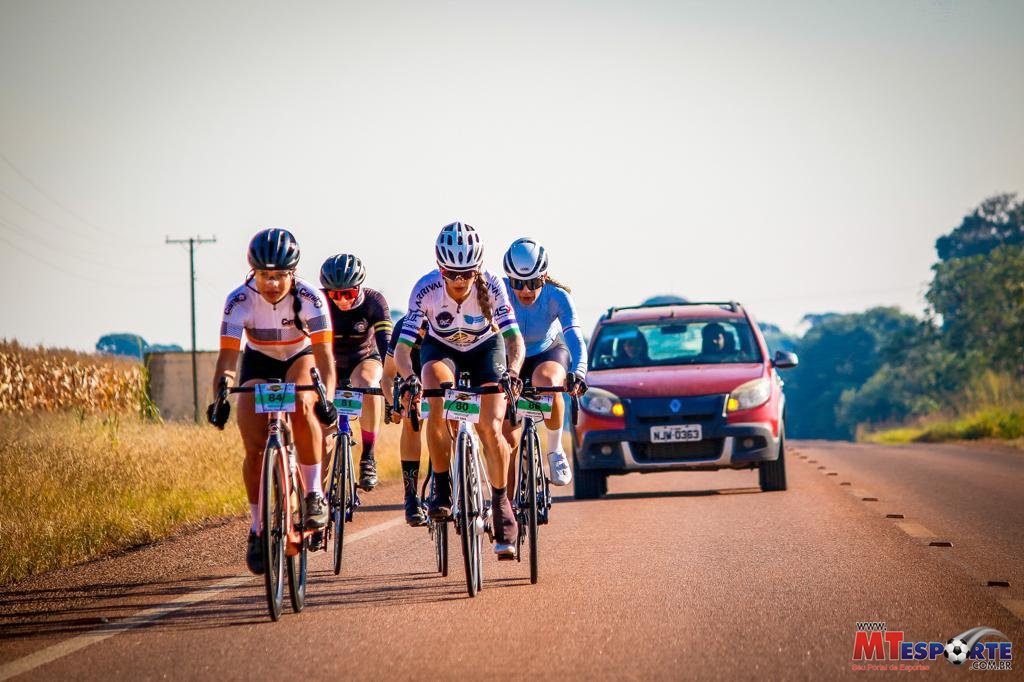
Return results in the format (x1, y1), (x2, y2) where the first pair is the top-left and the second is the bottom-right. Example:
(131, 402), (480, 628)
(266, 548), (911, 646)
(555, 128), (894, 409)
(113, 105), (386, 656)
(501, 238), (588, 486)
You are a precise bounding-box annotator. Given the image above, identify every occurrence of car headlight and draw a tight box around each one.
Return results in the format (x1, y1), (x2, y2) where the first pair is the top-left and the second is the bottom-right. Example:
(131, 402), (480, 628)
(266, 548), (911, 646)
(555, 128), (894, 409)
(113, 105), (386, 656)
(580, 387), (625, 417)
(726, 378), (771, 412)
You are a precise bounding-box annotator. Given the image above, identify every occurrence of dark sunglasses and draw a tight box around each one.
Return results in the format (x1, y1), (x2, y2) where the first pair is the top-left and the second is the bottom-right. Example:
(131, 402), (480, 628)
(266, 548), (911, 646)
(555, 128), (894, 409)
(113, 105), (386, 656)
(440, 267), (478, 282)
(509, 276), (545, 291)
(327, 287), (359, 301)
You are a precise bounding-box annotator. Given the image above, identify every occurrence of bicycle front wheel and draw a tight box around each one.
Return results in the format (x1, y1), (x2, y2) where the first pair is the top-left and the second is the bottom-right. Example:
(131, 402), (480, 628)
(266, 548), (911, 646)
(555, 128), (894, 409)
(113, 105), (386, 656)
(526, 426), (541, 584)
(287, 479), (307, 613)
(331, 435), (351, 575)
(261, 443), (287, 621)
(456, 431), (480, 597)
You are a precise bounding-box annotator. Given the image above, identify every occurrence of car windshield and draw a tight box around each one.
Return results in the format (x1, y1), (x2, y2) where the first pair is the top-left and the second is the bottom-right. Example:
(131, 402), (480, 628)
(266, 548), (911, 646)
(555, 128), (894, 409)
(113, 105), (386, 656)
(590, 318), (762, 369)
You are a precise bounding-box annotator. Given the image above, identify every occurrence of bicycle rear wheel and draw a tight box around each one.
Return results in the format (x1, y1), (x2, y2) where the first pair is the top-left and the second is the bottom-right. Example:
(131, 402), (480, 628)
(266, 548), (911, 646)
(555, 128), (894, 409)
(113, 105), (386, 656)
(457, 432), (480, 597)
(287, 476), (307, 613)
(331, 435), (351, 575)
(526, 426), (541, 584)
(261, 443), (286, 621)
(434, 518), (449, 575)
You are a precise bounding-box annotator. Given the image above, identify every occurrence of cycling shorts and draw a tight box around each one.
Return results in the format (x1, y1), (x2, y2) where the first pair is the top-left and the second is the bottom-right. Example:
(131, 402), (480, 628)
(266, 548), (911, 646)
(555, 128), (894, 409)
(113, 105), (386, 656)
(239, 346), (314, 384)
(420, 333), (506, 386)
(519, 341), (570, 379)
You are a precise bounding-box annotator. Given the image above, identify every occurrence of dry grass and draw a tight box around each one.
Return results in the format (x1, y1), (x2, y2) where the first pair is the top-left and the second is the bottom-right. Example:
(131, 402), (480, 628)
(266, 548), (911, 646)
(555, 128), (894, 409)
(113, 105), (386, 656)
(0, 412), (404, 586)
(0, 341), (145, 415)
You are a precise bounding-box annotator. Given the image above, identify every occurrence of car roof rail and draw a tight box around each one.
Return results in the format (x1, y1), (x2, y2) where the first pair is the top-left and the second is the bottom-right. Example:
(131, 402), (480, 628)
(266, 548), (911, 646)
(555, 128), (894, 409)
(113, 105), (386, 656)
(603, 300), (742, 319)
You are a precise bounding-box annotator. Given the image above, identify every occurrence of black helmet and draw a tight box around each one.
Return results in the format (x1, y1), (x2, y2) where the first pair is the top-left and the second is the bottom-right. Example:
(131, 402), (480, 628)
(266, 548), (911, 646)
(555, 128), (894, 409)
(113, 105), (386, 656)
(320, 253), (366, 289)
(247, 228), (300, 270)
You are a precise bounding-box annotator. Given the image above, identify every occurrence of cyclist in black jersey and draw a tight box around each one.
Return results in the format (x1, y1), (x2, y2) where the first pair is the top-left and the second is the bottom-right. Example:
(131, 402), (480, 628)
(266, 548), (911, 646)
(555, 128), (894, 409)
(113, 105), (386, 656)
(320, 254), (392, 491)
(382, 314), (428, 526)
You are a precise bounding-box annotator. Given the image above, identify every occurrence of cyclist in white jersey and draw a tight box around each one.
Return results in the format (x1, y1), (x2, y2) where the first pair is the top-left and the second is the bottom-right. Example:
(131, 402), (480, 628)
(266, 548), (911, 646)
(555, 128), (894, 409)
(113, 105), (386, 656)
(500, 238), (588, 488)
(207, 228), (338, 576)
(393, 222), (526, 559)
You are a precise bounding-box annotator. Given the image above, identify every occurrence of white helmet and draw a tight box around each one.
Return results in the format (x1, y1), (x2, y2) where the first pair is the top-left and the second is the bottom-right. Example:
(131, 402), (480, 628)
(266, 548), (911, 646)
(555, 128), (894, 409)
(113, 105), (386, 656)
(435, 221), (484, 270)
(503, 237), (548, 279)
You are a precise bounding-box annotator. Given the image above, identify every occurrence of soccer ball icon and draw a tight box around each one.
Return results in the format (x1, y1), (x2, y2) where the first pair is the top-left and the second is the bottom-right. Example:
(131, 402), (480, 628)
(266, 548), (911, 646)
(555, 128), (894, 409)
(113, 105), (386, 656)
(944, 639), (969, 665)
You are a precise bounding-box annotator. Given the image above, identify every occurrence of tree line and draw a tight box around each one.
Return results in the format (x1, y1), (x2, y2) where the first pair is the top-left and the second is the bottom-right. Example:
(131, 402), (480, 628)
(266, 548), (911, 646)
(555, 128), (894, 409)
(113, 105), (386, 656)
(779, 193), (1023, 440)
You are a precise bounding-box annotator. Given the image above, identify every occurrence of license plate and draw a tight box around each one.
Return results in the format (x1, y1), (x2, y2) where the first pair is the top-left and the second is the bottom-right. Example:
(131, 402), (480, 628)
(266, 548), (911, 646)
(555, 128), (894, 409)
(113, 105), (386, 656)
(650, 424), (702, 443)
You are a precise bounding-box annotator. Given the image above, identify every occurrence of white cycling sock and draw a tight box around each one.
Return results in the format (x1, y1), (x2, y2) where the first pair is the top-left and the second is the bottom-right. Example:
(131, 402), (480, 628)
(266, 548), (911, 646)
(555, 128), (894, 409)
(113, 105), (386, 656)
(546, 426), (564, 453)
(249, 503), (259, 533)
(300, 463), (323, 496)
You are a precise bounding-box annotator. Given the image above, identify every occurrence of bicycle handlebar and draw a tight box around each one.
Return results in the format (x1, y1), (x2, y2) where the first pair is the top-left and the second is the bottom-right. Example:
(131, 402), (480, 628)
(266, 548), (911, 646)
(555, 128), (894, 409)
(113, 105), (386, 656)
(221, 368), (333, 417)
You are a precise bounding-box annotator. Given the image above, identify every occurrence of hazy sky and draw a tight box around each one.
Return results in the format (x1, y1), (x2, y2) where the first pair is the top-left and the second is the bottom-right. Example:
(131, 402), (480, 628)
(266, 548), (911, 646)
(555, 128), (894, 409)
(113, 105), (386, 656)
(1, 0), (1022, 351)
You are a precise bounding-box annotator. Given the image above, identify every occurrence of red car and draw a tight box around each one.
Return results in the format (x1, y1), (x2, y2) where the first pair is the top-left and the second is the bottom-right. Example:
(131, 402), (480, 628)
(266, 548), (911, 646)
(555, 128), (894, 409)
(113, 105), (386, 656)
(572, 301), (798, 499)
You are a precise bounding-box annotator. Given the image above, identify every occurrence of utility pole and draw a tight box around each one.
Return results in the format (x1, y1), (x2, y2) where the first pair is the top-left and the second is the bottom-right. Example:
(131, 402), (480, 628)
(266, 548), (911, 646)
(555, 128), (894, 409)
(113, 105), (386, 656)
(166, 236), (216, 423)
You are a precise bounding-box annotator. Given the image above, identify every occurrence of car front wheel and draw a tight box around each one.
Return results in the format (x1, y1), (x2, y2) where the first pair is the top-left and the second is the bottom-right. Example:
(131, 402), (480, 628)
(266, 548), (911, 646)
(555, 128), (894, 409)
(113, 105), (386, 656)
(758, 428), (787, 492)
(572, 442), (606, 500)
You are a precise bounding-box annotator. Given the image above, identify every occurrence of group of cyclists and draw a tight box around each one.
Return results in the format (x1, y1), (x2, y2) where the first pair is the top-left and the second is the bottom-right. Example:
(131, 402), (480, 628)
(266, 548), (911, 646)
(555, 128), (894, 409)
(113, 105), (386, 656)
(207, 222), (588, 573)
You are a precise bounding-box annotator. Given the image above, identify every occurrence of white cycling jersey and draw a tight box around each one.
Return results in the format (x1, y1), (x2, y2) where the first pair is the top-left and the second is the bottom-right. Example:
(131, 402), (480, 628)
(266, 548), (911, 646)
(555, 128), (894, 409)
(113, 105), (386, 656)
(219, 276), (333, 361)
(398, 269), (519, 351)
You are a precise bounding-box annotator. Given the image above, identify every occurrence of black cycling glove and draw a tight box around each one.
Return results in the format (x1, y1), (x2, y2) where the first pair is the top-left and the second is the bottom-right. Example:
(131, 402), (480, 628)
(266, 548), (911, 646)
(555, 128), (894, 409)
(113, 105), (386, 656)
(567, 372), (588, 396)
(314, 399), (338, 426)
(206, 401), (230, 429)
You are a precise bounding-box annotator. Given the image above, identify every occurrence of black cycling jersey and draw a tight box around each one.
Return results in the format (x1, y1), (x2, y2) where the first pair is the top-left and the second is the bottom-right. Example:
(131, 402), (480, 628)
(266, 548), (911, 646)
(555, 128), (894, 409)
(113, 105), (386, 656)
(324, 287), (392, 367)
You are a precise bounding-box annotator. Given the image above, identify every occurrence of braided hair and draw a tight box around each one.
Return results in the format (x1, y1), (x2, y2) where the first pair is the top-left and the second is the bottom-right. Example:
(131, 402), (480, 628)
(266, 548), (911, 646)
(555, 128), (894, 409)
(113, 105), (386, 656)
(474, 272), (498, 333)
(290, 277), (307, 335)
(544, 275), (572, 294)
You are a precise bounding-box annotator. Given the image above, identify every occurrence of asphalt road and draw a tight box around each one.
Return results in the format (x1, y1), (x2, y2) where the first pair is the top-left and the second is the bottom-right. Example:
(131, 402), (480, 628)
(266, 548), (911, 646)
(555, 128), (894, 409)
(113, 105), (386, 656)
(1, 440), (1021, 680)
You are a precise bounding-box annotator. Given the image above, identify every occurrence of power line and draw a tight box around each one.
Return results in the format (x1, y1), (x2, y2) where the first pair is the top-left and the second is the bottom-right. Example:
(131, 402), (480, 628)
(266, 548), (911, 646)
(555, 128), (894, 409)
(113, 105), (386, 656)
(0, 234), (175, 290)
(0, 217), (177, 282)
(166, 235), (217, 423)
(0, 150), (154, 249)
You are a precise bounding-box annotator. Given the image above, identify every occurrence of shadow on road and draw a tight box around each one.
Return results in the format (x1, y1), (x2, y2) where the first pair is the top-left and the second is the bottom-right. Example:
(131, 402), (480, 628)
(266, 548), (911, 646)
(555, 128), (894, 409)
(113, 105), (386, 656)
(0, 574), (247, 641)
(551, 486), (761, 504)
(0, 566), (526, 641)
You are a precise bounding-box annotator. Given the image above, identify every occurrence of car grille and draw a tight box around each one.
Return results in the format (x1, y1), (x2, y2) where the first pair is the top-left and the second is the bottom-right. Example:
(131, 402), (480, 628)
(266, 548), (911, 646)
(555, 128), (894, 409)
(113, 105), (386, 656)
(637, 414), (717, 425)
(632, 439), (724, 461)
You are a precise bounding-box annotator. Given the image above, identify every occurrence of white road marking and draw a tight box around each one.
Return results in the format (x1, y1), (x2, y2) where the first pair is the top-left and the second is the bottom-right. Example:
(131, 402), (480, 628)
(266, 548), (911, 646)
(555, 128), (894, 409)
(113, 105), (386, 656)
(0, 515), (405, 681)
(894, 521), (937, 540)
(999, 599), (1024, 622)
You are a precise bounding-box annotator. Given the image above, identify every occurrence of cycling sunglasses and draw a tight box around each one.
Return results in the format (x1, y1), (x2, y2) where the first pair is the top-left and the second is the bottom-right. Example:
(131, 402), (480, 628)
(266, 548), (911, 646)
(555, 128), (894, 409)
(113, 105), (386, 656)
(327, 287), (359, 301)
(508, 276), (545, 291)
(440, 267), (479, 282)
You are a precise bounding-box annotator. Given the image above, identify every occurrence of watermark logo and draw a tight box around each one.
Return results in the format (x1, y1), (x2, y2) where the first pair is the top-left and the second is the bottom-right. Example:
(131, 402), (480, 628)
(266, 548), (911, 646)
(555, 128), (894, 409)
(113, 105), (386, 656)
(851, 622), (1012, 672)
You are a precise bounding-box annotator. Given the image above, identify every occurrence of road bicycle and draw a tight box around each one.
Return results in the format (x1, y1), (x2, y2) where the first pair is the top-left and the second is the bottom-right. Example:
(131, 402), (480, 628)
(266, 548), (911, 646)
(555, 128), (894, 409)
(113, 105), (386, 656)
(417, 373), (514, 597)
(214, 367), (332, 621)
(511, 383), (580, 584)
(321, 384), (384, 575)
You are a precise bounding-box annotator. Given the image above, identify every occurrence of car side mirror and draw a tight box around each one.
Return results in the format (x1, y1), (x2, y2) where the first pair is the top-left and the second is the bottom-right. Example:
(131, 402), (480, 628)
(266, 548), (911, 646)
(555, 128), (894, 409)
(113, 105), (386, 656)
(773, 350), (799, 369)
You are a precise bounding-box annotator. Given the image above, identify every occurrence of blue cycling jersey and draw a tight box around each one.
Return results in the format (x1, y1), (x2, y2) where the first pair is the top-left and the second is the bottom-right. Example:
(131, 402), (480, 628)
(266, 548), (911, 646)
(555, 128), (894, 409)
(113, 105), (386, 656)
(503, 278), (588, 377)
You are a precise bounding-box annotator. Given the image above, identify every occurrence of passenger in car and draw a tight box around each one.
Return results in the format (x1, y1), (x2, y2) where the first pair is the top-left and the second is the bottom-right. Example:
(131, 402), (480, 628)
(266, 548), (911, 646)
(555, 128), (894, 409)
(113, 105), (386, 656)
(701, 322), (735, 356)
(617, 332), (649, 365)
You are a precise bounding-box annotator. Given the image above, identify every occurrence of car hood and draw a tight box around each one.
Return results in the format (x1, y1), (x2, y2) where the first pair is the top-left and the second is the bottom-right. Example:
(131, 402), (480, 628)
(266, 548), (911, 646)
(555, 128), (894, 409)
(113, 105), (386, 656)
(589, 364), (765, 398)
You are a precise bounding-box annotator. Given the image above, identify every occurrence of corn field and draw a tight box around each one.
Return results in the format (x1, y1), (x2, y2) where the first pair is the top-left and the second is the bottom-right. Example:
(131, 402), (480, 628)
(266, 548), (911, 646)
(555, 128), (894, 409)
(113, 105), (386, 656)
(0, 340), (145, 415)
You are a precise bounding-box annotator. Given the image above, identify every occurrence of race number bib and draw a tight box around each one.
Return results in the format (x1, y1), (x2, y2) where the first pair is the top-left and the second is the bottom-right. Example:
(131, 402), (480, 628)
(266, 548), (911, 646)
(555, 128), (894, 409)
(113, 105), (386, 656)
(420, 399), (431, 418)
(255, 383), (296, 414)
(333, 390), (364, 418)
(443, 390), (481, 423)
(517, 394), (554, 422)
